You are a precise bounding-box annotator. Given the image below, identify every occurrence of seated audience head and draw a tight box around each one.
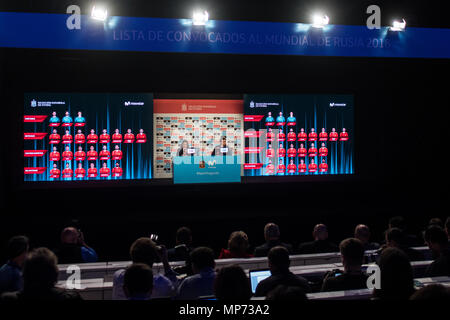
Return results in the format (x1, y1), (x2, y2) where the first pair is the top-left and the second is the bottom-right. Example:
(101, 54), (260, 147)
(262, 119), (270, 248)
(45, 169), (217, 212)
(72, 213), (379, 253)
(423, 225), (448, 257)
(339, 238), (364, 271)
(266, 285), (307, 301)
(375, 247), (415, 300)
(60, 227), (79, 244)
(410, 284), (450, 300)
(268, 246), (290, 273)
(123, 263), (153, 300)
(6, 235), (29, 267)
(22, 248), (59, 292)
(214, 265), (251, 300)
(354, 224), (371, 245)
(190, 247), (215, 274)
(264, 223), (280, 242)
(389, 216), (406, 231)
(385, 227), (405, 248)
(428, 218), (443, 228)
(176, 227), (192, 246)
(228, 231), (250, 256)
(313, 224), (328, 241)
(129, 237), (159, 268)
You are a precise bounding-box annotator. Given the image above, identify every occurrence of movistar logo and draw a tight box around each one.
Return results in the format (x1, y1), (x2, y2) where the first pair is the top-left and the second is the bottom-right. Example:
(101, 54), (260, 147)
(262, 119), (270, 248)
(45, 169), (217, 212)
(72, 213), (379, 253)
(207, 160), (216, 166)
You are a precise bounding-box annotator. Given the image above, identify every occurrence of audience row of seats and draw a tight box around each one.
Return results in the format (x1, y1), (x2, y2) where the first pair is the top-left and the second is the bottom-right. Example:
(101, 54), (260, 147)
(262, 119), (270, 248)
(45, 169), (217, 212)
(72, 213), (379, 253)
(53, 258), (436, 300)
(56, 246), (430, 282)
(57, 272), (450, 300)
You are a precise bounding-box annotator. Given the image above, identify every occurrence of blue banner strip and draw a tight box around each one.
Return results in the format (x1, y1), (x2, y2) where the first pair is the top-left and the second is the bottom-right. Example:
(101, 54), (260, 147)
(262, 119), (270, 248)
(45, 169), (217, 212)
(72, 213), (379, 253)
(1, 12), (450, 58)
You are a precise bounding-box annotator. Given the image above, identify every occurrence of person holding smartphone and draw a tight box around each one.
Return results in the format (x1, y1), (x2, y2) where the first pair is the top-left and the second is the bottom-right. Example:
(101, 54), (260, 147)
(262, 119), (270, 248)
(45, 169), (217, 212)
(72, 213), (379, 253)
(321, 238), (368, 292)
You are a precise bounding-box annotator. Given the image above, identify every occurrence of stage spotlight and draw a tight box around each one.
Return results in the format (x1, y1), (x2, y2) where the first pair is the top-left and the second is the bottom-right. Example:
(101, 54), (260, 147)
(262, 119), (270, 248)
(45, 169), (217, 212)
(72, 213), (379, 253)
(91, 5), (108, 21)
(390, 19), (406, 31)
(311, 14), (329, 28)
(193, 10), (209, 26)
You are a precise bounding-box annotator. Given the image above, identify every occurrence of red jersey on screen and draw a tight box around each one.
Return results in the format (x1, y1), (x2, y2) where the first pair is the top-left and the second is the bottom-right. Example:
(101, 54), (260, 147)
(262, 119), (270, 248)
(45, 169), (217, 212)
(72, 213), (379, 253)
(319, 147), (328, 157)
(265, 164), (275, 174)
(112, 133), (122, 143)
(112, 167), (123, 177)
(99, 150), (110, 160)
(297, 148), (307, 157)
(100, 167), (110, 177)
(287, 148), (296, 157)
(266, 149), (274, 157)
(136, 133), (147, 143)
(111, 150), (122, 160)
(87, 134), (98, 143)
(340, 132), (349, 141)
(124, 133), (135, 143)
(88, 168), (98, 177)
(287, 132), (296, 141)
(75, 151), (86, 161)
(49, 152), (60, 161)
(87, 150), (98, 160)
(62, 151), (73, 161)
(278, 148), (286, 157)
(75, 134), (85, 143)
(277, 164), (286, 173)
(99, 134), (110, 143)
(298, 163), (307, 173)
(308, 132), (317, 141)
(308, 148), (318, 157)
(308, 163), (318, 172)
(50, 169), (60, 178)
(319, 163), (329, 172)
(329, 132), (338, 141)
(62, 169), (73, 178)
(266, 132), (274, 141)
(49, 134), (60, 143)
(319, 132), (328, 141)
(277, 133), (285, 141)
(62, 134), (72, 144)
(298, 132), (307, 141)
(287, 164), (297, 173)
(75, 168), (86, 178)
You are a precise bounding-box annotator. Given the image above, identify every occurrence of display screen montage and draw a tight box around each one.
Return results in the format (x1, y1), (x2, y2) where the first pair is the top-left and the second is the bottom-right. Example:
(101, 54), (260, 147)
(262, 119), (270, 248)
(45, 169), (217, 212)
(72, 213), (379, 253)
(23, 94), (354, 183)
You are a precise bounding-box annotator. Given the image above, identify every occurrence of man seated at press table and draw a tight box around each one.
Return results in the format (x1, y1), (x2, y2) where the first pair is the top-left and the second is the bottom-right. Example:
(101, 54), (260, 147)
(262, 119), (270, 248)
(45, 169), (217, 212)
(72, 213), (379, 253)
(254, 223), (293, 257)
(211, 136), (233, 156)
(321, 238), (369, 292)
(254, 246), (310, 297)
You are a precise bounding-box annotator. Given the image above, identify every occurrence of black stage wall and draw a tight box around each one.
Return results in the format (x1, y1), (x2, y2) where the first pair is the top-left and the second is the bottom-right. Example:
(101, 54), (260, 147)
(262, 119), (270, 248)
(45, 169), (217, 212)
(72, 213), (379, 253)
(1, 0), (449, 261)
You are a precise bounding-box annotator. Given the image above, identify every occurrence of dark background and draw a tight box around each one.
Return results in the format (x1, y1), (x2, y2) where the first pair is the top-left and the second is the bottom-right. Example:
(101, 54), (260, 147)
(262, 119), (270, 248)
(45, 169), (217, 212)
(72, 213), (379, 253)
(0, 0), (449, 262)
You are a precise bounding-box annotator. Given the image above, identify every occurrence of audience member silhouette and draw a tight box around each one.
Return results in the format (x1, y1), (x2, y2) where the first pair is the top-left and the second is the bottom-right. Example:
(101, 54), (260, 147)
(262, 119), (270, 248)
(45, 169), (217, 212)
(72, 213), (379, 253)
(254, 223), (293, 257)
(254, 246), (310, 297)
(214, 265), (252, 300)
(298, 224), (338, 254)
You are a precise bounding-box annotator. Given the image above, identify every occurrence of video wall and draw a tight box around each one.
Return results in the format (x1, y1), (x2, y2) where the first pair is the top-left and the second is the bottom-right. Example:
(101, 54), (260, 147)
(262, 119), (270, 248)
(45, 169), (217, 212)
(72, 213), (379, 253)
(244, 94), (354, 176)
(24, 93), (153, 181)
(23, 93), (353, 184)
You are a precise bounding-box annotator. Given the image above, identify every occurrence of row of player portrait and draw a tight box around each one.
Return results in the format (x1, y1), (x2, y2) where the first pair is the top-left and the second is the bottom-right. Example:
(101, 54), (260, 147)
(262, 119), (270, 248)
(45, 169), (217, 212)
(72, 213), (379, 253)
(45, 128), (147, 144)
(43, 145), (123, 161)
(264, 127), (349, 142)
(265, 158), (329, 174)
(48, 161), (123, 178)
